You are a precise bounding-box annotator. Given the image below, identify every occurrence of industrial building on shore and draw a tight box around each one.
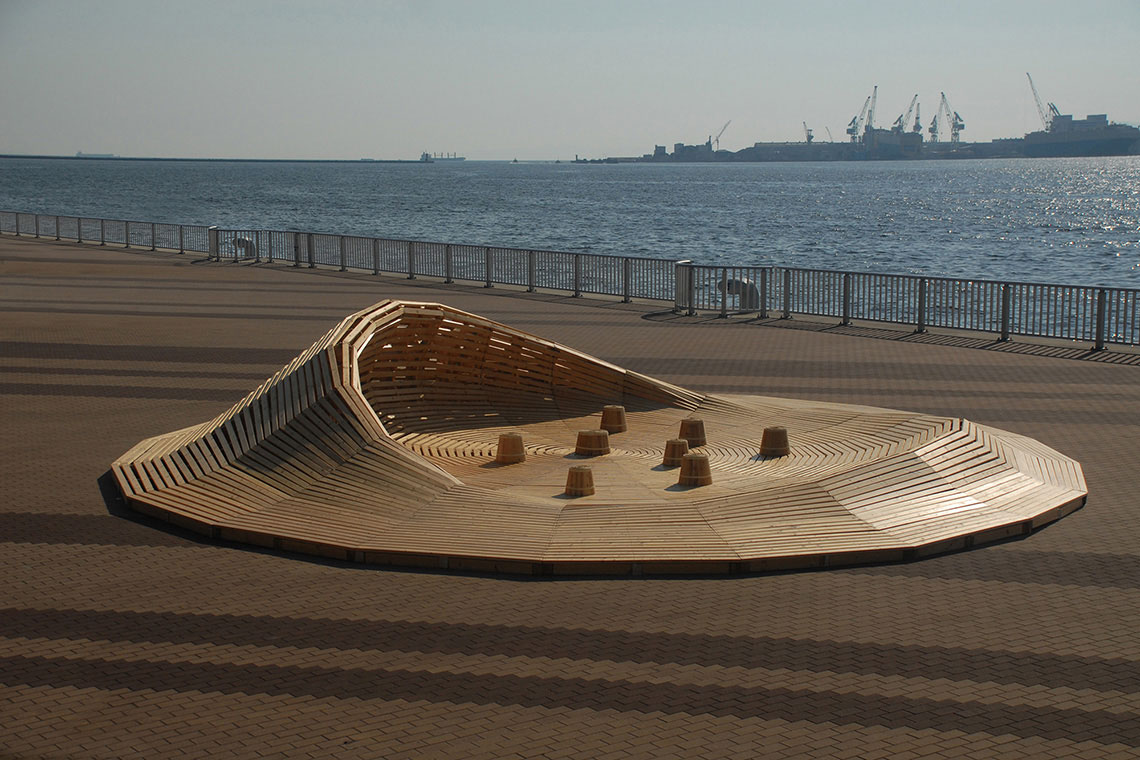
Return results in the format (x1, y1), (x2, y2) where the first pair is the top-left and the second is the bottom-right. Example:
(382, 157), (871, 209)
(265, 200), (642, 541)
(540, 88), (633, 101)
(576, 76), (1140, 164)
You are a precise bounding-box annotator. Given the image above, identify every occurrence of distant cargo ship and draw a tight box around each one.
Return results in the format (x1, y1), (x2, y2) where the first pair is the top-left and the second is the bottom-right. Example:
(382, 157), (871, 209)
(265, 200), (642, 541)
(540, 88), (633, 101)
(421, 152), (466, 163)
(75, 151), (116, 159)
(1022, 114), (1140, 158)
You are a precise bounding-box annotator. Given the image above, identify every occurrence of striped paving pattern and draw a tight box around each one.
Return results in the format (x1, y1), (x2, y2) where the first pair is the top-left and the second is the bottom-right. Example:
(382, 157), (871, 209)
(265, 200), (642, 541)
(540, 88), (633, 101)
(2, 235), (1139, 758)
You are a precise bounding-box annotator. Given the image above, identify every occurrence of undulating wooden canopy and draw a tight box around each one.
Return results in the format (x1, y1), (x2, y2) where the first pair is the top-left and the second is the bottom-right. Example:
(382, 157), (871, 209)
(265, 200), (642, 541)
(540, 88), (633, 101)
(112, 300), (1086, 575)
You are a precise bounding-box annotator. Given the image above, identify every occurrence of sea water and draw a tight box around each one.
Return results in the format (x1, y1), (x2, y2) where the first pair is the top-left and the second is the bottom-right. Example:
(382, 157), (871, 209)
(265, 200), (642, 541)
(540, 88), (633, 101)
(1, 156), (1137, 288)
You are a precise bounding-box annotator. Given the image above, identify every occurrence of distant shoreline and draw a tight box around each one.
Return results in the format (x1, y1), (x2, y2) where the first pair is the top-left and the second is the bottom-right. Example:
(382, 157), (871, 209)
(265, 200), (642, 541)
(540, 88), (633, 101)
(0, 154), (432, 164)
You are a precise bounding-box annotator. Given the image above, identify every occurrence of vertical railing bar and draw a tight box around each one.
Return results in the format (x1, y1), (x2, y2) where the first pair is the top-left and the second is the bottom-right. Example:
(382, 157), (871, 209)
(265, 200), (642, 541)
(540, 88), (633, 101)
(782, 269), (792, 319)
(1000, 283), (1011, 341)
(484, 246), (493, 288)
(1094, 288), (1107, 350)
(719, 268), (728, 317)
(687, 264), (696, 316)
(759, 268), (768, 318)
(916, 278), (927, 333)
(841, 272), (851, 326)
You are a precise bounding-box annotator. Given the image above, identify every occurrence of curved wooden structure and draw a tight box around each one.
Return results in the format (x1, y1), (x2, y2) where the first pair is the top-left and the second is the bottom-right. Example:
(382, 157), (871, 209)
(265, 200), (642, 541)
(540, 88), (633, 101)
(112, 300), (1087, 575)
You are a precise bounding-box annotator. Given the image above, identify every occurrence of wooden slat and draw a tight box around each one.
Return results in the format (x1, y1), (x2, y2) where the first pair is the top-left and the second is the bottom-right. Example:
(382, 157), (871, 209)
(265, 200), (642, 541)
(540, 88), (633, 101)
(110, 299), (1088, 574)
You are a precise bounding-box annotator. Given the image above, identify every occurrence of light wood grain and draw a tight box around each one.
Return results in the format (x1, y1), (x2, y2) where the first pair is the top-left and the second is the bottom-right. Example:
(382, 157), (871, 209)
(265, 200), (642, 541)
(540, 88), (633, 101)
(112, 300), (1087, 575)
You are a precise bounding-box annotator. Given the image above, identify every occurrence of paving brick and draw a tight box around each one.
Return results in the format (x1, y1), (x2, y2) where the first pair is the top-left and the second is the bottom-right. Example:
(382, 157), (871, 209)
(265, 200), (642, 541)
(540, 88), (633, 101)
(2, 237), (1140, 759)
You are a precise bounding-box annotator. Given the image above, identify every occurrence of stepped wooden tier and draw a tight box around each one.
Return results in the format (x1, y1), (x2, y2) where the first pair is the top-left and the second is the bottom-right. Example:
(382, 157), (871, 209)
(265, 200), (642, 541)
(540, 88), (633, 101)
(112, 300), (1087, 575)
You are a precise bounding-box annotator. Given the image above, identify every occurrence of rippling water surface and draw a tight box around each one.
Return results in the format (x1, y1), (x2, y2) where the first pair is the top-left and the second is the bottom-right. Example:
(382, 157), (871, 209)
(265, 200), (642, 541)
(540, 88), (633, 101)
(2, 156), (1137, 287)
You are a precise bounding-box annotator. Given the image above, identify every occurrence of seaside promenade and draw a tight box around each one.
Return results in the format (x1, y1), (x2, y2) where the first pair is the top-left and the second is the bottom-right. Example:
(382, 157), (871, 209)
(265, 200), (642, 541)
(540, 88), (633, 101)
(2, 234), (1140, 759)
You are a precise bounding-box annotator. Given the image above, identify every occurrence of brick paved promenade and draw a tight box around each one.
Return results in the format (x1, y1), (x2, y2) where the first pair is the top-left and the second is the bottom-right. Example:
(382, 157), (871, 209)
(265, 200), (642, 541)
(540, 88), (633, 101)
(3, 236), (1139, 759)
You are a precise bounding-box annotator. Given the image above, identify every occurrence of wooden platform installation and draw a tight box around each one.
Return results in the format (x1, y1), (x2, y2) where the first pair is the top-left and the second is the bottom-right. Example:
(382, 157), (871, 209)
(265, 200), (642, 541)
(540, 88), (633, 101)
(112, 300), (1087, 575)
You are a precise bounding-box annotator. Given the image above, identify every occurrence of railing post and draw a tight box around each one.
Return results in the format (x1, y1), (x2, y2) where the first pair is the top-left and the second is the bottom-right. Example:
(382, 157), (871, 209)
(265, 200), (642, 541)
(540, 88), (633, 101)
(407, 241), (416, 279)
(573, 254), (582, 297)
(782, 269), (792, 319)
(1094, 288), (1107, 351)
(307, 233), (315, 268)
(12, 213), (19, 236)
(177, 225), (184, 253)
(55, 215), (61, 240)
(292, 233), (301, 267)
(484, 246), (492, 288)
(527, 250), (536, 292)
(673, 260), (690, 312)
(372, 239), (380, 275)
(99, 218), (105, 246)
(150, 222), (156, 250)
(841, 272), (851, 326)
(207, 226), (218, 261)
(916, 278), (927, 333)
(759, 268), (769, 318)
(622, 257), (632, 303)
(719, 268), (728, 318)
(687, 265), (697, 316)
(444, 244), (453, 283)
(338, 235), (347, 271)
(1000, 283), (1011, 342)
(76, 218), (83, 245)
(124, 221), (130, 249)
(262, 231), (269, 262)
(34, 214), (40, 238)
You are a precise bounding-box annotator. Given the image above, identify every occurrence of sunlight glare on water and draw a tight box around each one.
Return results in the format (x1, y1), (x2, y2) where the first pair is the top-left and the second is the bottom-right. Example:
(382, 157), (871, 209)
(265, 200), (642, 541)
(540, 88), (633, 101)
(1, 156), (1137, 287)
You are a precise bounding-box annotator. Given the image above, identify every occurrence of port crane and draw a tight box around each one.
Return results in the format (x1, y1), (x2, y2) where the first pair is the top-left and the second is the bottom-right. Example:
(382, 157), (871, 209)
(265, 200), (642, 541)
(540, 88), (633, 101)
(712, 120), (731, 151)
(912, 102), (922, 133)
(847, 94), (871, 142)
(945, 92), (965, 142)
(892, 94), (919, 133)
(802, 121), (814, 144)
(1026, 72), (1060, 131)
(928, 92), (965, 143)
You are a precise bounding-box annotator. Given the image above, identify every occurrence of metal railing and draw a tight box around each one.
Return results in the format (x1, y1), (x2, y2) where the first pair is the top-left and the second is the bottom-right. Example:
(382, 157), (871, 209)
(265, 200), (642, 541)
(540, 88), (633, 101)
(3, 209), (1137, 349)
(674, 263), (1139, 349)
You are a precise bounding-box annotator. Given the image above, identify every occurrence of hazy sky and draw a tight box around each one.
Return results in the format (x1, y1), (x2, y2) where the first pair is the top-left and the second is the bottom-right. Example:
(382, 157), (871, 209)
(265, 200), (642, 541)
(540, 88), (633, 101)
(2, 0), (1137, 160)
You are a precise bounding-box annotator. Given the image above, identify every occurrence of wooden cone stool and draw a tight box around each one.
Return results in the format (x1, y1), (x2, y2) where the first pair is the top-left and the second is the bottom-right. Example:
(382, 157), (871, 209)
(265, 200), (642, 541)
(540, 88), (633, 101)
(575, 429), (610, 456)
(565, 465), (595, 497)
(495, 432), (526, 464)
(679, 417), (707, 447)
(662, 438), (689, 467)
(678, 452), (713, 487)
(760, 426), (789, 457)
(600, 405), (628, 433)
